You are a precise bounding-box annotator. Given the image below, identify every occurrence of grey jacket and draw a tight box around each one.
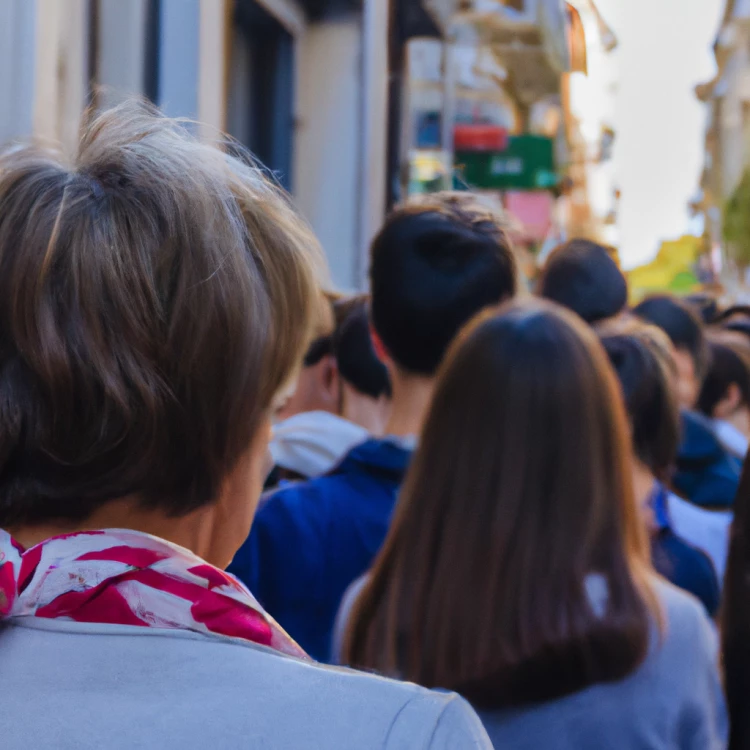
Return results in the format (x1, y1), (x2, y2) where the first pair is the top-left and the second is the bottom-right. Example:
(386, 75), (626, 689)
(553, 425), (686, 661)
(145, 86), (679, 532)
(0, 618), (491, 749)
(336, 577), (727, 749)
(479, 580), (727, 749)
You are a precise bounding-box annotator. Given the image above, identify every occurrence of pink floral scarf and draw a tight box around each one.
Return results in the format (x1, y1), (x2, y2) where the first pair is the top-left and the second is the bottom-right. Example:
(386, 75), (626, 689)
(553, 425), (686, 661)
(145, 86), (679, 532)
(0, 528), (306, 658)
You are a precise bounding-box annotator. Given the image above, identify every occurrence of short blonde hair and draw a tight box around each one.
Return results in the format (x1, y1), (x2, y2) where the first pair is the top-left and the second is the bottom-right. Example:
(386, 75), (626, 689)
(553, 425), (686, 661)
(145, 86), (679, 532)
(0, 100), (325, 525)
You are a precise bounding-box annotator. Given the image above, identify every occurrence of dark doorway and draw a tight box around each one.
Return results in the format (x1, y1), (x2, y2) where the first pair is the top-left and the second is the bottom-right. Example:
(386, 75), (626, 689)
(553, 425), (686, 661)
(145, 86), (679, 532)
(227, 0), (295, 190)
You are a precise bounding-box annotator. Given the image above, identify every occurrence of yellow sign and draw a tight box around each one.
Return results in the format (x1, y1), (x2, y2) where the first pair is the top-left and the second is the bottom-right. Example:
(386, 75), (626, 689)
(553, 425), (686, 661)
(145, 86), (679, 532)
(627, 236), (703, 301)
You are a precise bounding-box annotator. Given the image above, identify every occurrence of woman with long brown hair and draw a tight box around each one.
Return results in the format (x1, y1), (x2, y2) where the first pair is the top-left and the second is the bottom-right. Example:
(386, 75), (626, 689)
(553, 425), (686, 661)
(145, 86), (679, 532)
(340, 300), (726, 749)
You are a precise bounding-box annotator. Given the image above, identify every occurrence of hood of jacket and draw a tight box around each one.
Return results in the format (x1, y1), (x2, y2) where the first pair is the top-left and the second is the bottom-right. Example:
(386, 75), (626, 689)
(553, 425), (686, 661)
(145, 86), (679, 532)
(269, 411), (370, 480)
(674, 411), (742, 509)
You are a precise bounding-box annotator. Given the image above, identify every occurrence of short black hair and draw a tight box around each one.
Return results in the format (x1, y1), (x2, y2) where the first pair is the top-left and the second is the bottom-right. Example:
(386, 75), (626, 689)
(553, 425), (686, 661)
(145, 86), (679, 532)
(370, 193), (517, 375)
(600, 328), (680, 477)
(633, 295), (709, 379)
(538, 239), (627, 324)
(698, 339), (750, 417)
(302, 293), (352, 367)
(333, 297), (390, 399)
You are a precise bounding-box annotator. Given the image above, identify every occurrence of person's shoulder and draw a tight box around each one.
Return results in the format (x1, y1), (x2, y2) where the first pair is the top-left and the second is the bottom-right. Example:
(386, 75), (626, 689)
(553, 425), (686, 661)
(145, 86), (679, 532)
(654, 575), (708, 617)
(651, 577), (717, 655)
(257, 468), (356, 522)
(203, 637), (491, 748)
(667, 492), (733, 523)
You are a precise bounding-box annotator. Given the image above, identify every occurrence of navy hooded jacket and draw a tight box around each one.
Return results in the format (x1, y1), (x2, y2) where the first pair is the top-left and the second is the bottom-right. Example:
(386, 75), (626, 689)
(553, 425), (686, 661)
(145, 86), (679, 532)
(228, 438), (412, 662)
(650, 483), (720, 617)
(674, 411), (741, 510)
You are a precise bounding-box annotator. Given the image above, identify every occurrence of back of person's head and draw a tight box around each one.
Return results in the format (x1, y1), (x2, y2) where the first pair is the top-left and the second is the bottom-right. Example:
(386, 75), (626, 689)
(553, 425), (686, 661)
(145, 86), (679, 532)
(685, 293), (720, 324)
(633, 295), (708, 409)
(0, 101), (323, 531)
(345, 299), (654, 708)
(300, 291), (342, 368)
(598, 320), (680, 479)
(275, 291), (342, 421)
(369, 192), (517, 376)
(333, 296), (390, 400)
(716, 304), (750, 327)
(698, 333), (750, 421)
(537, 238), (627, 324)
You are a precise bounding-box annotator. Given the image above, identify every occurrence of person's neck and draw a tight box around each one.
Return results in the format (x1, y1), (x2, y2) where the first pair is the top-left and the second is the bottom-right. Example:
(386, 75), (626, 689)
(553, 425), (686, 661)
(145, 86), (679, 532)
(342, 388), (391, 436)
(384, 370), (435, 439)
(8, 499), (223, 567)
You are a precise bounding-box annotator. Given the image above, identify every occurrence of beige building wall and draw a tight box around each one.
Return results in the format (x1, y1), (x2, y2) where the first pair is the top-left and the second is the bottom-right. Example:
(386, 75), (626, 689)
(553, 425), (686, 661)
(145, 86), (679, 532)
(0, 0), (390, 290)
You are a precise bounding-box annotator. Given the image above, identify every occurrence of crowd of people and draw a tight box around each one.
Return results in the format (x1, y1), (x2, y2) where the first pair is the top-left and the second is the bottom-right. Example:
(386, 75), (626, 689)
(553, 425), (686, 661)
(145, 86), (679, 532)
(0, 102), (748, 748)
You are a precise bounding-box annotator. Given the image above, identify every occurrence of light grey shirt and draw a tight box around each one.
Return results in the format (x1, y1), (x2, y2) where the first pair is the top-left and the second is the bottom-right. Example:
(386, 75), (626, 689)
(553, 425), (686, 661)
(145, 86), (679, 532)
(0, 618), (491, 750)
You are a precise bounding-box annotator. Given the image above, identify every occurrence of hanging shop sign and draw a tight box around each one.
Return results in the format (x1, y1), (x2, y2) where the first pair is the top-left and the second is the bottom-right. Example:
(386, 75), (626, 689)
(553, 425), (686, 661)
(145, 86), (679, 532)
(455, 134), (558, 190)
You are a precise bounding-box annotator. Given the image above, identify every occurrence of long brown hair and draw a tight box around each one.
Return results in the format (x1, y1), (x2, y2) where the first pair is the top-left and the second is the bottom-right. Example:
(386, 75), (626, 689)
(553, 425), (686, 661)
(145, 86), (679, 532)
(344, 299), (657, 708)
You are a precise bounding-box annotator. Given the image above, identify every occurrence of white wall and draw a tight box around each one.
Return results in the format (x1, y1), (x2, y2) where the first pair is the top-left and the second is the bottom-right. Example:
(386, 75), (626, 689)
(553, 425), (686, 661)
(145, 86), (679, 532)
(226, 25), (254, 146)
(159, 0), (200, 119)
(98, 0), (148, 106)
(294, 15), (362, 290)
(0, 0), (36, 143)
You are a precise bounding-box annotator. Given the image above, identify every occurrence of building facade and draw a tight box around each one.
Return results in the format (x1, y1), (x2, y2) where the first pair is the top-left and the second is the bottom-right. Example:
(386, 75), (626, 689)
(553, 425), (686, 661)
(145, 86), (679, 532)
(0, 0), (400, 290)
(696, 0), (750, 250)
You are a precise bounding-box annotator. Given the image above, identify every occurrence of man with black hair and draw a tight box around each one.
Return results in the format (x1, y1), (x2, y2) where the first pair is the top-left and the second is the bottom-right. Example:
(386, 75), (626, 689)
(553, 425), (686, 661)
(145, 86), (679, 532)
(634, 294), (741, 510)
(538, 238), (628, 324)
(266, 296), (390, 487)
(230, 193), (518, 660)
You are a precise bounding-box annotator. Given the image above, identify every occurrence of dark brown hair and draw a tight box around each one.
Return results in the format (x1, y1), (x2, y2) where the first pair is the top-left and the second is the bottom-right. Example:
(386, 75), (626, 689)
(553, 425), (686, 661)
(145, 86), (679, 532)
(598, 319), (680, 479)
(538, 239), (627, 324)
(633, 295), (709, 381)
(698, 333), (750, 418)
(0, 101), (324, 526)
(344, 299), (656, 708)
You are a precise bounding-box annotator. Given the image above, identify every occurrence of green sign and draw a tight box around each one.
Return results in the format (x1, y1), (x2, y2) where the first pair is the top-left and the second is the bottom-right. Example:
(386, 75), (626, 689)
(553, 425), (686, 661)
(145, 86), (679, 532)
(455, 135), (558, 191)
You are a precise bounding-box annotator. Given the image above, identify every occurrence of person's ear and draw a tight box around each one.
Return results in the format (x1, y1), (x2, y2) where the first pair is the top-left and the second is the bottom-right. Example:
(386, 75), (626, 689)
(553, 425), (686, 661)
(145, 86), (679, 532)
(319, 354), (340, 402)
(715, 382), (744, 419)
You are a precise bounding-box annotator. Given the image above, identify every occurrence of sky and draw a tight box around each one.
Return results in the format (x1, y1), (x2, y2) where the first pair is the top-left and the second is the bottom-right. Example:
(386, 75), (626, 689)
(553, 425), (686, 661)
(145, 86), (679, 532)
(595, 0), (725, 268)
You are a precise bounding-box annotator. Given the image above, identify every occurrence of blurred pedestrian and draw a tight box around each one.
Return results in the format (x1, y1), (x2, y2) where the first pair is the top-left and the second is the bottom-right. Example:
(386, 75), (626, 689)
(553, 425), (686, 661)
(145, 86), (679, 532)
(273, 290), (341, 424)
(635, 294), (741, 509)
(266, 295), (390, 488)
(538, 238), (628, 324)
(230, 192), (518, 661)
(340, 300), (726, 749)
(0, 103), (491, 750)
(698, 334), (750, 460)
(634, 295), (709, 410)
(686, 292), (720, 325)
(599, 321), (722, 609)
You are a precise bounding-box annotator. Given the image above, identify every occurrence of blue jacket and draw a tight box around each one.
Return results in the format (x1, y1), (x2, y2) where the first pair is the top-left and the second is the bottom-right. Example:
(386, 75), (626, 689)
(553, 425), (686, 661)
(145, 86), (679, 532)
(673, 411), (741, 510)
(229, 438), (412, 662)
(650, 483), (721, 617)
